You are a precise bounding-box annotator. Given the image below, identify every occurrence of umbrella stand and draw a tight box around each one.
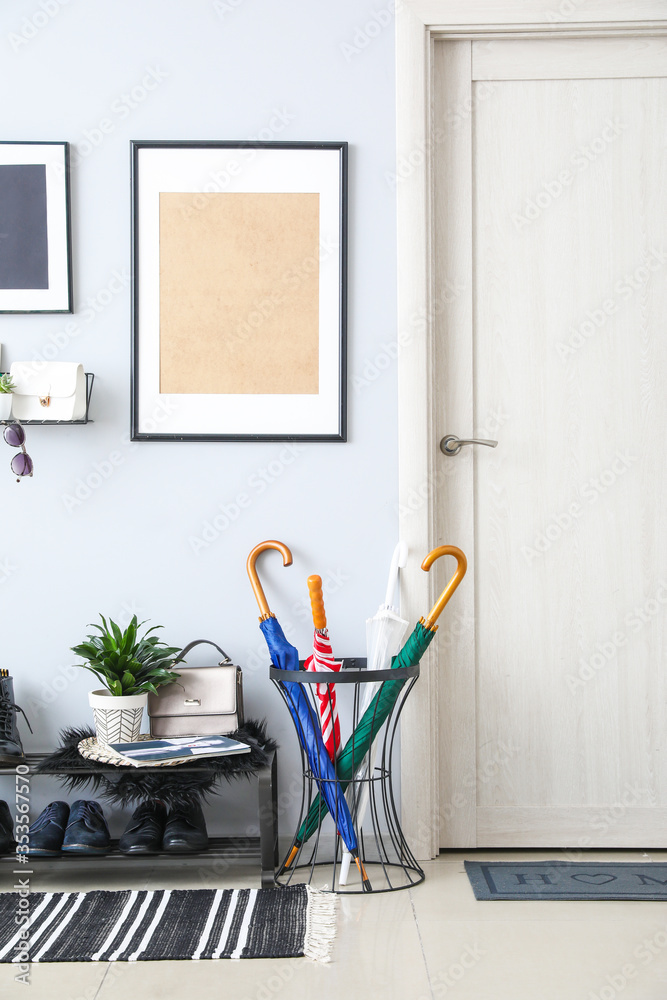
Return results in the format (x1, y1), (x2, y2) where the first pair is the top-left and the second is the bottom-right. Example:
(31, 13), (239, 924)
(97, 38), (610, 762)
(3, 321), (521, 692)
(272, 658), (425, 894)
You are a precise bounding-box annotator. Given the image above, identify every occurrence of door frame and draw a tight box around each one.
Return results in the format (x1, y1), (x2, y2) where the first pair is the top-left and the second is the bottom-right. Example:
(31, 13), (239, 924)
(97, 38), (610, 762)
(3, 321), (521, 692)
(396, 0), (667, 860)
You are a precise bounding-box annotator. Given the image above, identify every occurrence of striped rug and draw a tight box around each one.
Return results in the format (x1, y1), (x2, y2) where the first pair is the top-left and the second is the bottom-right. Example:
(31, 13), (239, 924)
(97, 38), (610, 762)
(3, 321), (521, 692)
(0, 885), (335, 963)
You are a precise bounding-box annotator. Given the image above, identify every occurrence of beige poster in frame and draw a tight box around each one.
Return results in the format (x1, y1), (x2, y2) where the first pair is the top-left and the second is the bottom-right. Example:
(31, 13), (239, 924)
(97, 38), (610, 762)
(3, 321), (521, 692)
(131, 141), (347, 441)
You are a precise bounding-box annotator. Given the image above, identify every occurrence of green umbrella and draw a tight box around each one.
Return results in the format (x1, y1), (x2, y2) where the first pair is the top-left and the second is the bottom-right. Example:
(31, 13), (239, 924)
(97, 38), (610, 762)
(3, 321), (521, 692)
(282, 544), (467, 871)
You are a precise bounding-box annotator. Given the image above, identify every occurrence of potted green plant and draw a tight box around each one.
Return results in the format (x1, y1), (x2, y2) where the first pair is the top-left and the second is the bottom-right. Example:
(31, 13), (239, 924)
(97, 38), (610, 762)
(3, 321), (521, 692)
(0, 374), (16, 420)
(71, 615), (181, 744)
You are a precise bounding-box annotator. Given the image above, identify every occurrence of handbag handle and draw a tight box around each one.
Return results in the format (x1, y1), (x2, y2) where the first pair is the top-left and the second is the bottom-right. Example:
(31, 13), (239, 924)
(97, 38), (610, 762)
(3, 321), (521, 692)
(172, 639), (232, 667)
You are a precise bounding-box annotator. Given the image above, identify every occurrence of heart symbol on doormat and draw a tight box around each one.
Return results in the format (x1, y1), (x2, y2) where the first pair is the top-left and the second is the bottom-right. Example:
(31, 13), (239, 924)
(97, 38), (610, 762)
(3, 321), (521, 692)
(570, 873), (617, 884)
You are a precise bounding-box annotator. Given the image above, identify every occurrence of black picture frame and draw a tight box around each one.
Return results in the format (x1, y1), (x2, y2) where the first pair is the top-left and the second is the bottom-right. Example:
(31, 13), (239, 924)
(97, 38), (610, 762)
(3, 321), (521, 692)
(0, 141), (73, 314)
(131, 140), (347, 442)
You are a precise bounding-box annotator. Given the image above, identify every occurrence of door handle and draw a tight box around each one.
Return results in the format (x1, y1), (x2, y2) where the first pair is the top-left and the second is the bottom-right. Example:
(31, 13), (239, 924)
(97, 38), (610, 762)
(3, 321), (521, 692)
(440, 434), (498, 456)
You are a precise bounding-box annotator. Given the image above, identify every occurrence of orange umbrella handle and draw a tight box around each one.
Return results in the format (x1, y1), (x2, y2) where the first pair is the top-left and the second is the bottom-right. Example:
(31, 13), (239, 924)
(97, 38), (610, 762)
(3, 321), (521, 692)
(421, 545), (467, 629)
(246, 540), (293, 621)
(307, 575), (327, 630)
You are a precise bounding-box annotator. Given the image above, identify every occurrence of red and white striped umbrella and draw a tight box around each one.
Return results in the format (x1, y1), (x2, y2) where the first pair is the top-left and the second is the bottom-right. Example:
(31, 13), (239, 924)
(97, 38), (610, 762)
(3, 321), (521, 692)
(304, 575), (342, 761)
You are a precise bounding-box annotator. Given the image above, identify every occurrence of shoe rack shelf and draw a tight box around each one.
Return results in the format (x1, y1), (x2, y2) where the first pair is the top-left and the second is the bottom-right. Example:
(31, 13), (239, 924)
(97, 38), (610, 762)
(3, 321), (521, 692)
(0, 749), (278, 888)
(272, 658), (425, 894)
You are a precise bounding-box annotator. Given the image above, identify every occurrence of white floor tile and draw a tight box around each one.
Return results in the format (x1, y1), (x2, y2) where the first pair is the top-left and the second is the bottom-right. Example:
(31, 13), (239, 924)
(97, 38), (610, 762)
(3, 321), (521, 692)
(0, 962), (108, 1000)
(413, 854), (667, 1000)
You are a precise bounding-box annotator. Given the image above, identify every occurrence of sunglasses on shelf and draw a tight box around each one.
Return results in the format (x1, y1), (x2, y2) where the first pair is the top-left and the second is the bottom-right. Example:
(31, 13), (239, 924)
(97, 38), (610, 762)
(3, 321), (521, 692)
(3, 422), (33, 482)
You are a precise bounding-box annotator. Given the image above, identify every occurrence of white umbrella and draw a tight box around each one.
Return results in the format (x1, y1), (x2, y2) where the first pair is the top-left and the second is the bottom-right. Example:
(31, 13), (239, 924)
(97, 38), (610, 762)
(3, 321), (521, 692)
(339, 542), (409, 885)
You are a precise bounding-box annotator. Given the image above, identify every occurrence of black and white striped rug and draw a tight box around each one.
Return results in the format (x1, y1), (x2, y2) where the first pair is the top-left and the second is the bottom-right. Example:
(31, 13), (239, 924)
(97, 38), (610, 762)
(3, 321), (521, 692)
(0, 885), (335, 963)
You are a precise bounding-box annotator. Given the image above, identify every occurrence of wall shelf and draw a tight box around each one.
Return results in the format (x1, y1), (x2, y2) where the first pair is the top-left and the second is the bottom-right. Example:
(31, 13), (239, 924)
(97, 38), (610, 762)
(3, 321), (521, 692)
(2, 372), (95, 425)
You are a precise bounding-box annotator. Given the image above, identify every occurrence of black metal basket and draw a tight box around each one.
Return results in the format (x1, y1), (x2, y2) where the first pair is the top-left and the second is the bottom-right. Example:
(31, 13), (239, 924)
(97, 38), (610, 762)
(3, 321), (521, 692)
(271, 657), (425, 894)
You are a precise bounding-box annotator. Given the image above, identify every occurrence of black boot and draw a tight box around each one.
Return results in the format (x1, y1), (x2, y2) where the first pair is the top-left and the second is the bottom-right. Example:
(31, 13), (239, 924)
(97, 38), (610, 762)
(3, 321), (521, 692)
(0, 801), (15, 853)
(0, 674), (32, 766)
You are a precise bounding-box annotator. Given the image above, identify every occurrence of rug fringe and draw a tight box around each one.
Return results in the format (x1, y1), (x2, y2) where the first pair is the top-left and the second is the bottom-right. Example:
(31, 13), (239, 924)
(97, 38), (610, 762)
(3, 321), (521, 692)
(304, 886), (337, 963)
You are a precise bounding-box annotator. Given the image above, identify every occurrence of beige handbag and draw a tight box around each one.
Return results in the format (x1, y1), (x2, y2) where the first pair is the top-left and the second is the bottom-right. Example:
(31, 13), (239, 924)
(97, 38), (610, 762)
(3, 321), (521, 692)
(147, 640), (244, 738)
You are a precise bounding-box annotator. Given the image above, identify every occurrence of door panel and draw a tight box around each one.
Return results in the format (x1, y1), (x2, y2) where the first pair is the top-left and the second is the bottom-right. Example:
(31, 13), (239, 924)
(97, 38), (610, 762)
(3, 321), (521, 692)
(472, 37), (667, 80)
(435, 39), (667, 846)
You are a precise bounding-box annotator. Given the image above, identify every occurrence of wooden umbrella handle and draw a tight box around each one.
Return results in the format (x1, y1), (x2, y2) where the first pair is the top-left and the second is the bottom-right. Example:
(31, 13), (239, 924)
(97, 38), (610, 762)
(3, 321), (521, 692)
(421, 545), (467, 628)
(246, 540), (293, 620)
(307, 575), (327, 630)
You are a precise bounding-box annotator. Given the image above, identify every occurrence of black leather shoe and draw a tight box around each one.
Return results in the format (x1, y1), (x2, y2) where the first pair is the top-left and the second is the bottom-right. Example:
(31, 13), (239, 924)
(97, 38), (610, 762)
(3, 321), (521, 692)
(61, 800), (110, 854)
(29, 801), (69, 857)
(162, 800), (208, 853)
(0, 675), (32, 765)
(119, 801), (166, 855)
(0, 800), (15, 853)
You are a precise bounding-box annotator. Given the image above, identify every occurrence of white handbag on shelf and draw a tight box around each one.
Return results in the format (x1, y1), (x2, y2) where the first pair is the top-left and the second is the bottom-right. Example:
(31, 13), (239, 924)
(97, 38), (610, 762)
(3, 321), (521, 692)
(9, 362), (87, 421)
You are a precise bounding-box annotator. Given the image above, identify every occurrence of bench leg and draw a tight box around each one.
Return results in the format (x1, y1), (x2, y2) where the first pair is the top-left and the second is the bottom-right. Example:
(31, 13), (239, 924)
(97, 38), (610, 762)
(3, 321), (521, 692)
(258, 750), (278, 888)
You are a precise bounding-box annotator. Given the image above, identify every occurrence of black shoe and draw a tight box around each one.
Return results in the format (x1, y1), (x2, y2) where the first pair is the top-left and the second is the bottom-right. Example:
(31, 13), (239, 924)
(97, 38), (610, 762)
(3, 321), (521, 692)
(0, 674), (32, 765)
(162, 800), (208, 853)
(61, 800), (110, 854)
(28, 801), (69, 857)
(0, 800), (15, 853)
(119, 801), (167, 855)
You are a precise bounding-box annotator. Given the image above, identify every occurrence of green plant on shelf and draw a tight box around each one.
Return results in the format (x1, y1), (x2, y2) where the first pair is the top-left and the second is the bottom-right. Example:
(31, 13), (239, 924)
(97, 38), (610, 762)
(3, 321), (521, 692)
(0, 374), (16, 394)
(71, 615), (181, 696)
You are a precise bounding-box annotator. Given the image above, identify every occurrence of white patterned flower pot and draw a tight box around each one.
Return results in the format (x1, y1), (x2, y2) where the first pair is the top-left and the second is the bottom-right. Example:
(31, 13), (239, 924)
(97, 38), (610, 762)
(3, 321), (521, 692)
(88, 690), (147, 744)
(0, 395), (12, 420)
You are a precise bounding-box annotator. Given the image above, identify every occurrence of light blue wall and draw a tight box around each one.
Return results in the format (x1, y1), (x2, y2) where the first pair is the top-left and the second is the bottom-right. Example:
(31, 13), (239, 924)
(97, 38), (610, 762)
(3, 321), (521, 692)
(0, 0), (398, 836)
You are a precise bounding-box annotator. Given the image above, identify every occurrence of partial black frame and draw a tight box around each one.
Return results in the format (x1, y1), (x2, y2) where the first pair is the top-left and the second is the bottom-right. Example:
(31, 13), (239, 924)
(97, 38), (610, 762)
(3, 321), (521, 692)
(0, 141), (73, 314)
(130, 140), (348, 442)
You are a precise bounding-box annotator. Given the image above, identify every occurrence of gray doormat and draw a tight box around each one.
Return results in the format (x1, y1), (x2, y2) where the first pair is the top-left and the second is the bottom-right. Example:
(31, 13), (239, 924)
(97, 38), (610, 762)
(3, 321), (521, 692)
(0, 885), (335, 963)
(465, 861), (667, 900)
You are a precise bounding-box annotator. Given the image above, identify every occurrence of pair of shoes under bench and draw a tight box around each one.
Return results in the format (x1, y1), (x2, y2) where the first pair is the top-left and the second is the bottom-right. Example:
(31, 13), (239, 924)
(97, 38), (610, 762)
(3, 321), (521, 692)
(29, 800), (110, 856)
(119, 800), (208, 854)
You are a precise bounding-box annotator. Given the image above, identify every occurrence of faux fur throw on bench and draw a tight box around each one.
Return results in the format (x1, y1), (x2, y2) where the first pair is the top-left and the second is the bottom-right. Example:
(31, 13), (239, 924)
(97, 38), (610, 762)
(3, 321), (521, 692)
(36, 721), (278, 808)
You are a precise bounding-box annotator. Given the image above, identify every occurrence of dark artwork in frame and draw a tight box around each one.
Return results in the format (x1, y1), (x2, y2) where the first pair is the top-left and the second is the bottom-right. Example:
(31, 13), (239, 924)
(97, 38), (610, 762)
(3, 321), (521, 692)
(0, 164), (49, 290)
(0, 142), (72, 314)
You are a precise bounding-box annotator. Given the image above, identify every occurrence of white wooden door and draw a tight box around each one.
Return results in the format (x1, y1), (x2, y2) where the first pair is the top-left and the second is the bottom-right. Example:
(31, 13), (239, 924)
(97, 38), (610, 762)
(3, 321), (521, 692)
(434, 37), (667, 847)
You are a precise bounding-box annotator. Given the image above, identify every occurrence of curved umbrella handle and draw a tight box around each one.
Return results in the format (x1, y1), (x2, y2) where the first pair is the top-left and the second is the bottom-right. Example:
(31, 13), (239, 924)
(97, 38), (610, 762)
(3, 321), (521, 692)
(421, 545), (467, 629)
(246, 540), (293, 621)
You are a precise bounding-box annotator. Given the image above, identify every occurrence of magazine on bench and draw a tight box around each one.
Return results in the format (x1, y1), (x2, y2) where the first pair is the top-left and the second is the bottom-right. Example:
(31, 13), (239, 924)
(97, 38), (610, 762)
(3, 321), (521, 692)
(108, 735), (251, 767)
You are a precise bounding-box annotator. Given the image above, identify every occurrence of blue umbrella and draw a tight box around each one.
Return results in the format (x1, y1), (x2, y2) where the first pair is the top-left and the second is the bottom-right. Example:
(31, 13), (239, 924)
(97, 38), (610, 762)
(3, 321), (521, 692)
(247, 540), (371, 890)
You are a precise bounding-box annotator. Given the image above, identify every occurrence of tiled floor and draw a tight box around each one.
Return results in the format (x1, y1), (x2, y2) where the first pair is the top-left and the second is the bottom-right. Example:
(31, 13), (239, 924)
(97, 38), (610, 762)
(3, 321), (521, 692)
(2, 850), (667, 1000)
